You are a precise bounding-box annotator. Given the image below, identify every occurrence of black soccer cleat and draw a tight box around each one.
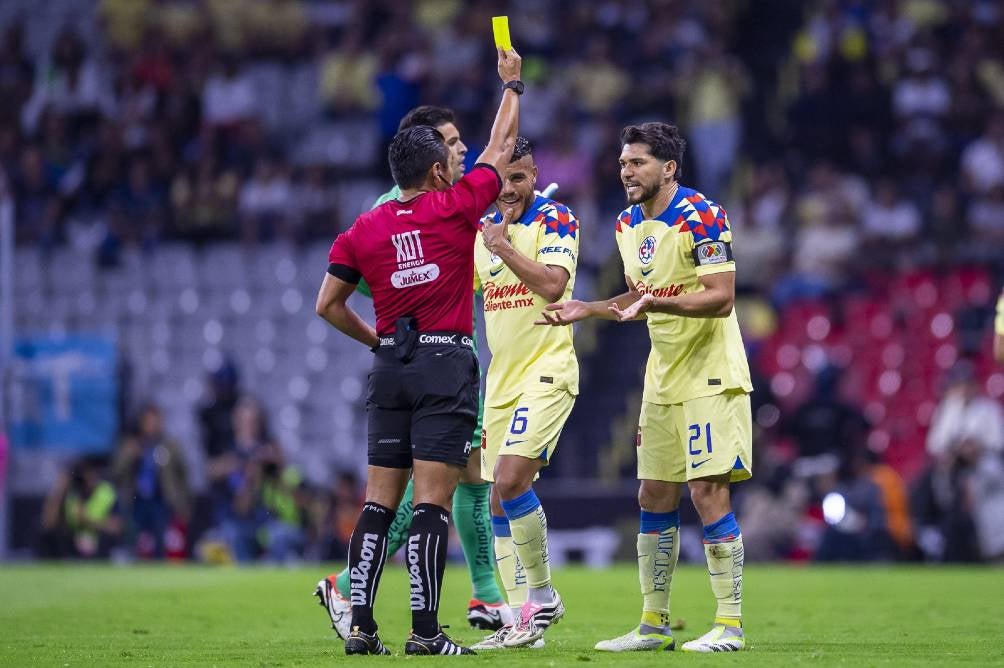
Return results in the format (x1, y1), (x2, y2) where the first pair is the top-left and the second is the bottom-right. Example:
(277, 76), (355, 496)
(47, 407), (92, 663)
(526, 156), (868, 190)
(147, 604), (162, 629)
(467, 599), (509, 631)
(404, 627), (476, 656)
(344, 626), (391, 656)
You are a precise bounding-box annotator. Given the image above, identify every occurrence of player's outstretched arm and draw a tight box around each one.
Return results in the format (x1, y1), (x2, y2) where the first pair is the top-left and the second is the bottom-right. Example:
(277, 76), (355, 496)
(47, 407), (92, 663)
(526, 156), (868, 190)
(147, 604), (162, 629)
(611, 271), (735, 322)
(315, 273), (379, 348)
(475, 48), (522, 173)
(484, 208), (569, 303)
(536, 274), (643, 326)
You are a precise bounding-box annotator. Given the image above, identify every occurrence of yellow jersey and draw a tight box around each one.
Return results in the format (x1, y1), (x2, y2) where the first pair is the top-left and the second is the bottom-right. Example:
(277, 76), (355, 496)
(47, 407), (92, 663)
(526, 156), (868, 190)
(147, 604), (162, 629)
(475, 196), (579, 407)
(615, 185), (752, 405)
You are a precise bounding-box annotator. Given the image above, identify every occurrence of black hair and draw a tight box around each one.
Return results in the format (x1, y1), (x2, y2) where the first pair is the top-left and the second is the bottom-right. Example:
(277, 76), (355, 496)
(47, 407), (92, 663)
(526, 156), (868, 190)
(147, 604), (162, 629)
(388, 125), (449, 189)
(620, 122), (686, 179)
(398, 105), (457, 132)
(509, 136), (532, 163)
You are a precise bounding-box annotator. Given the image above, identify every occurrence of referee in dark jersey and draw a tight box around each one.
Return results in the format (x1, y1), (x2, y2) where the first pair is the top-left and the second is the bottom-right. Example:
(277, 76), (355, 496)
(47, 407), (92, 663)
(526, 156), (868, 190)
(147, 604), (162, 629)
(315, 47), (524, 656)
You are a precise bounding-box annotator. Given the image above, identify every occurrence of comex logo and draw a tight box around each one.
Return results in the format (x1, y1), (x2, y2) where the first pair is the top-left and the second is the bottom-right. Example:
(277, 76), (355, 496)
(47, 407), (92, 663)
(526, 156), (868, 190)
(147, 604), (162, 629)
(638, 235), (656, 265)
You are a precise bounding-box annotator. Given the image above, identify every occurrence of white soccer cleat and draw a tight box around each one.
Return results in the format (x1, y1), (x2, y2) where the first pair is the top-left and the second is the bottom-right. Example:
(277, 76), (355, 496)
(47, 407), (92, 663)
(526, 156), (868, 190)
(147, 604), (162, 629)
(314, 577), (352, 640)
(502, 589), (564, 648)
(594, 626), (675, 652)
(681, 624), (745, 652)
(471, 624), (545, 650)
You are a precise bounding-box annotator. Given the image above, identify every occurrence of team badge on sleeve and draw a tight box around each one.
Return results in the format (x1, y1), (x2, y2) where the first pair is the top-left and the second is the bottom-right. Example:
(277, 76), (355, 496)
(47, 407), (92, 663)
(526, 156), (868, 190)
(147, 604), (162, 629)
(639, 235), (657, 265)
(692, 240), (733, 266)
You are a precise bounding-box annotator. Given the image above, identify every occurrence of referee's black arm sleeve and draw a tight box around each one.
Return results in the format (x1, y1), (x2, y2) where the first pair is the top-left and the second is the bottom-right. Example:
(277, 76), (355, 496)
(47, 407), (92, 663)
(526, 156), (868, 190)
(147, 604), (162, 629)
(327, 263), (361, 284)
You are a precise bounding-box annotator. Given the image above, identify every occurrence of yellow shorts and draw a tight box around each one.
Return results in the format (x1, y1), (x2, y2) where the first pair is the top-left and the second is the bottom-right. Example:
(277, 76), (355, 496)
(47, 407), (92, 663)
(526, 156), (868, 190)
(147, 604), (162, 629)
(637, 390), (752, 483)
(480, 389), (575, 482)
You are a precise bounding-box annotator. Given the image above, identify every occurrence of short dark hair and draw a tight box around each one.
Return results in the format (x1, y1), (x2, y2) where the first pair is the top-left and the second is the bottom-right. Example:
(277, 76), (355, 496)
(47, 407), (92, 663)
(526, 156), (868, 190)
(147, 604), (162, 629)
(620, 122), (686, 179)
(509, 136), (532, 163)
(388, 125), (449, 189)
(398, 106), (457, 132)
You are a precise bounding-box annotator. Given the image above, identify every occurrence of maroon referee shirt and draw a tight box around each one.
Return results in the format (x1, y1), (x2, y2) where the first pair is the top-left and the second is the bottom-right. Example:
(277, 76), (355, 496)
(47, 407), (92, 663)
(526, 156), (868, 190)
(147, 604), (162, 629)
(327, 164), (501, 336)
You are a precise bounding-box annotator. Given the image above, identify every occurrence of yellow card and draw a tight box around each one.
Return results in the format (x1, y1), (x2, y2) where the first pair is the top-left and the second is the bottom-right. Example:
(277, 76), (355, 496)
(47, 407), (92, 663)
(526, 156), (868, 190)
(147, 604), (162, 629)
(492, 16), (512, 50)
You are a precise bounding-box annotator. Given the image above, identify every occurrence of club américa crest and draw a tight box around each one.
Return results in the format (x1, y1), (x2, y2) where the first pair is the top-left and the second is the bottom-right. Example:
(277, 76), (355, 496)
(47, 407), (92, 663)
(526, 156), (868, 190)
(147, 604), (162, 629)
(638, 235), (656, 265)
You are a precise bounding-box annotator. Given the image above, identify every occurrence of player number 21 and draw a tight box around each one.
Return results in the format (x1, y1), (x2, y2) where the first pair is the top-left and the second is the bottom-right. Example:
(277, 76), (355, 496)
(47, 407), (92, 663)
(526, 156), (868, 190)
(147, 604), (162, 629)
(510, 407), (529, 435)
(688, 422), (713, 455)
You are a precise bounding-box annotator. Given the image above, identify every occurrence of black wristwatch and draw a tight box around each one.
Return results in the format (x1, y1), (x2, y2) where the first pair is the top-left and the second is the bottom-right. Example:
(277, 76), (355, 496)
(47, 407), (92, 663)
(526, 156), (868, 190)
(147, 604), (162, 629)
(503, 79), (525, 95)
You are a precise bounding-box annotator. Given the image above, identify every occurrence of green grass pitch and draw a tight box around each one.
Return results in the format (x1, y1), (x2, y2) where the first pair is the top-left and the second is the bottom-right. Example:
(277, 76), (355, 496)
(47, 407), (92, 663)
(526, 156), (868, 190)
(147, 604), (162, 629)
(2, 563), (1002, 666)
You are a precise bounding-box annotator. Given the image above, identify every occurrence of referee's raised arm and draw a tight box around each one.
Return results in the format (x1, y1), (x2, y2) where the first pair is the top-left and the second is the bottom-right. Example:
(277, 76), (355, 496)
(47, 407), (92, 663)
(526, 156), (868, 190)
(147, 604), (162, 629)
(476, 47), (523, 173)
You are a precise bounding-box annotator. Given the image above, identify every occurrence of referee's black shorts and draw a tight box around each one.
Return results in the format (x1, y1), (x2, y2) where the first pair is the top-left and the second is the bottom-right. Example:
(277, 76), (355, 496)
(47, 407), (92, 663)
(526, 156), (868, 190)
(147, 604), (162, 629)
(366, 336), (479, 469)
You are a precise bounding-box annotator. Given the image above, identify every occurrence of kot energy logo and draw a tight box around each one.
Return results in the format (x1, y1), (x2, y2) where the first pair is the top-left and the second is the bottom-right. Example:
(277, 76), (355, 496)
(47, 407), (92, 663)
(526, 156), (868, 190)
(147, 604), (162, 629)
(390, 230), (440, 288)
(483, 281), (535, 312)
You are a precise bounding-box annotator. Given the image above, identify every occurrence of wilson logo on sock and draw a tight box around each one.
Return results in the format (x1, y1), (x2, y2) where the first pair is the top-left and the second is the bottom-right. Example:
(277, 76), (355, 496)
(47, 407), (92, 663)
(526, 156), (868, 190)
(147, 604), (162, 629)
(350, 533), (379, 606)
(407, 535), (427, 611)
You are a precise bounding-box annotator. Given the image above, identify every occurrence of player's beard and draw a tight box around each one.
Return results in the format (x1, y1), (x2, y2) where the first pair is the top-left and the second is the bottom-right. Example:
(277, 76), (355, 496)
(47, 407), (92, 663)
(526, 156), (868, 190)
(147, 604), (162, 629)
(625, 180), (661, 205)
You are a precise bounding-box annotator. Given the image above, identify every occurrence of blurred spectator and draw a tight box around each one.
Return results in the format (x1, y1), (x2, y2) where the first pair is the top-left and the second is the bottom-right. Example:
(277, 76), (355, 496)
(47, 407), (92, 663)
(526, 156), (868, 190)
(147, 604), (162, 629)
(677, 39), (749, 195)
(960, 113), (1004, 195)
(237, 156), (292, 243)
(815, 449), (893, 562)
(785, 367), (870, 459)
(22, 28), (115, 134)
(914, 362), (1004, 561)
(319, 470), (363, 561)
(289, 164), (337, 238)
(109, 155), (168, 247)
(170, 155), (239, 240)
(198, 361), (241, 463)
(40, 457), (123, 559)
(926, 362), (1004, 461)
(233, 447), (307, 563)
(861, 177), (921, 241)
(892, 48), (950, 131)
(202, 57), (257, 130)
(566, 38), (628, 118)
(112, 403), (191, 559)
(12, 144), (62, 245)
(204, 396), (279, 561)
(967, 185), (1004, 242)
(319, 33), (379, 115)
(0, 24), (33, 127)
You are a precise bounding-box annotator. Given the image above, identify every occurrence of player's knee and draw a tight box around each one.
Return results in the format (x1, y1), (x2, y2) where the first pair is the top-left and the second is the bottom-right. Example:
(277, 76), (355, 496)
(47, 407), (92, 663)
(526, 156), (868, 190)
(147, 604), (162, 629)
(638, 482), (661, 511)
(493, 469), (531, 501)
(688, 481), (729, 518)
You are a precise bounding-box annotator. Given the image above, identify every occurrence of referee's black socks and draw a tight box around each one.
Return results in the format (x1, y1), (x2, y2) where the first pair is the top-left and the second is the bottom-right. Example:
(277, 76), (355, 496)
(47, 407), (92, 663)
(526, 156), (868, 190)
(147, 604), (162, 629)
(347, 501), (394, 634)
(407, 503), (451, 637)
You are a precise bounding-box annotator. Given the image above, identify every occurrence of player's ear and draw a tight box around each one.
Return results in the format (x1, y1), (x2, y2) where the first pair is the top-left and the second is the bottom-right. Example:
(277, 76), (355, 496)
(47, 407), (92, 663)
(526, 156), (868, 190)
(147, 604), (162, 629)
(665, 159), (677, 182)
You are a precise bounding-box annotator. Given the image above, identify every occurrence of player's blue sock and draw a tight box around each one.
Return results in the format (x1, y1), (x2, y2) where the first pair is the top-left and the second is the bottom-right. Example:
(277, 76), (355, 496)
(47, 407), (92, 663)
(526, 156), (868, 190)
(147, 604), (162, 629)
(640, 509), (680, 534)
(703, 512), (740, 543)
(492, 515), (511, 537)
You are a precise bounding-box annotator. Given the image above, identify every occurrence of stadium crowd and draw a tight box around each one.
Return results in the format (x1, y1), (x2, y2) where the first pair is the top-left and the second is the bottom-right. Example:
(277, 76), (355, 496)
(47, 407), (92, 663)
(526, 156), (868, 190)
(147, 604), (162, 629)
(3, 0), (1003, 563)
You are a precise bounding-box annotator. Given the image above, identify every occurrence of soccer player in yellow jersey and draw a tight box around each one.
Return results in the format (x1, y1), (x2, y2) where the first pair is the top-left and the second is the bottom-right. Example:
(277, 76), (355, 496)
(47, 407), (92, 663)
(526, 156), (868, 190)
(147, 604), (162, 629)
(539, 122), (752, 653)
(470, 137), (579, 649)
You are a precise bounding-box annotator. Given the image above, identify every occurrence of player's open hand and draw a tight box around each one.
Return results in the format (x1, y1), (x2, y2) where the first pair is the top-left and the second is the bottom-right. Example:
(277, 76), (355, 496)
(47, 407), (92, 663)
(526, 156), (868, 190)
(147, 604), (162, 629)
(535, 300), (590, 326)
(609, 293), (654, 321)
(483, 207), (513, 255)
(498, 47), (522, 83)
